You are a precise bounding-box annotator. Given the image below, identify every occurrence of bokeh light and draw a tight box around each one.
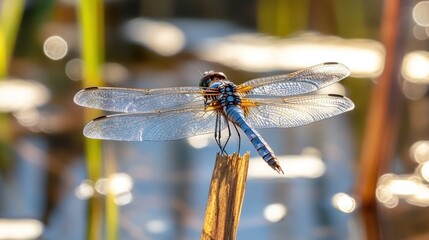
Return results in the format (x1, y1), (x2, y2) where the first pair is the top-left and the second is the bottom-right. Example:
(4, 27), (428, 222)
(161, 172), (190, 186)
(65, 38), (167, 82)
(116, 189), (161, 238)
(0, 219), (43, 240)
(376, 174), (429, 208)
(248, 153), (325, 179)
(123, 18), (185, 56)
(376, 184), (399, 208)
(413, 1), (429, 27)
(263, 203), (287, 222)
(12, 108), (40, 127)
(401, 51), (429, 83)
(146, 220), (168, 234)
(94, 178), (109, 195)
(114, 191), (133, 206)
(75, 180), (95, 200)
(0, 79), (50, 112)
(332, 193), (356, 213)
(197, 33), (384, 78)
(103, 62), (129, 84)
(417, 161), (429, 182)
(108, 173), (133, 195)
(410, 141), (429, 163)
(187, 134), (211, 149)
(65, 58), (83, 81)
(43, 35), (68, 60)
(401, 81), (428, 100)
(412, 25), (429, 40)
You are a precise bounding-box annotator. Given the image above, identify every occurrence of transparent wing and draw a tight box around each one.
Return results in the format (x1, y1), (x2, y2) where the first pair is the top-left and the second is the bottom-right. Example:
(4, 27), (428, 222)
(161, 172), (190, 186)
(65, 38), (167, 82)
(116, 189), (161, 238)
(83, 106), (227, 141)
(243, 94), (354, 129)
(238, 62), (350, 97)
(74, 86), (211, 113)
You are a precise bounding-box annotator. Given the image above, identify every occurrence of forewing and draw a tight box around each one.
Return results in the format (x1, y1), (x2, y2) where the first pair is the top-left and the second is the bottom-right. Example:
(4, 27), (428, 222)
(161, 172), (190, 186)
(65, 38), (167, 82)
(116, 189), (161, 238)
(74, 86), (209, 112)
(238, 62), (350, 97)
(83, 106), (227, 141)
(243, 94), (354, 129)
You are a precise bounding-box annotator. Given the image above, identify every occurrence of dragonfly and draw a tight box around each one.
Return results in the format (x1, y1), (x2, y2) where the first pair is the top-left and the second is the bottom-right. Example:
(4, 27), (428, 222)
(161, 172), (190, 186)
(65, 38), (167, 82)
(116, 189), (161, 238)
(74, 62), (354, 174)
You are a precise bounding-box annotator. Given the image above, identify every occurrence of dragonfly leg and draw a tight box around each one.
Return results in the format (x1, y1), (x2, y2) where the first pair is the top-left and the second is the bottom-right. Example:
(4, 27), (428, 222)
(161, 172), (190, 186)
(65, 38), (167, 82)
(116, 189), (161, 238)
(214, 114), (222, 153)
(232, 123), (241, 154)
(221, 122), (232, 155)
(214, 113), (229, 155)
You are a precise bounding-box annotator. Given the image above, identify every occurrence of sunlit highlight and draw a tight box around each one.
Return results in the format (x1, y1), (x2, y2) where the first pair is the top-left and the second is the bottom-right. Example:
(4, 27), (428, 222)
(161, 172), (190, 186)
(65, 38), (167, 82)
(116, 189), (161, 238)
(418, 162), (429, 182)
(401, 51), (429, 83)
(413, 25), (429, 40)
(376, 173), (429, 208)
(124, 18), (185, 56)
(187, 134), (211, 148)
(94, 178), (108, 195)
(43, 35), (68, 60)
(0, 79), (50, 112)
(410, 140), (429, 163)
(65, 59), (82, 81)
(197, 33), (384, 78)
(108, 173), (133, 195)
(0, 219), (43, 240)
(75, 180), (94, 200)
(263, 203), (287, 222)
(103, 62), (129, 84)
(91, 173), (134, 205)
(114, 191), (133, 206)
(376, 185), (398, 208)
(332, 193), (356, 213)
(248, 153), (325, 179)
(146, 220), (168, 234)
(413, 1), (429, 27)
(401, 81), (428, 100)
(12, 108), (40, 127)
(407, 185), (429, 207)
(388, 178), (421, 196)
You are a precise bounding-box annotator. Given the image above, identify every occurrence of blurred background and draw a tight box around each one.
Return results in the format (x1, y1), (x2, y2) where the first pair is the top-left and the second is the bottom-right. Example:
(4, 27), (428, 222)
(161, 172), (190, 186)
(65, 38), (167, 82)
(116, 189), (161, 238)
(1, 0), (429, 239)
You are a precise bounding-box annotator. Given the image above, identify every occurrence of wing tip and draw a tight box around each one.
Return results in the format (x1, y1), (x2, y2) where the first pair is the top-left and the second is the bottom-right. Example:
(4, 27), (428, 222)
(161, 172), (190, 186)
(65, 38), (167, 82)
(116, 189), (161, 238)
(327, 94), (355, 111)
(73, 87), (99, 105)
(82, 117), (105, 139)
(84, 86), (99, 90)
(323, 62), (350, 76)
(74, 86), (107, 107)
(73, 91), (83, 105)
(92, 115), (108, 121)
(328, 93), (344, 98)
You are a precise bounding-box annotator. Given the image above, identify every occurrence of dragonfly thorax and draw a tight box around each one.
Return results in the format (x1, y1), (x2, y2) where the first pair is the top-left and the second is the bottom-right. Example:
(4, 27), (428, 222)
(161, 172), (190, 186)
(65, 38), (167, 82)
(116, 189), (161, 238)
(215, 81), (242, 107)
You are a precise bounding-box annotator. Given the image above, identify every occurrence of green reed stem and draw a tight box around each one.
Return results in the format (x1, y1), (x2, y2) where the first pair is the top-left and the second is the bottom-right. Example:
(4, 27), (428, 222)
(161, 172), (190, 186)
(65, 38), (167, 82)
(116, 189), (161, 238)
(0, 0), (24, 77)
(78, 0), (117, 239)
(257, 0), (309, 36)
(0, 0), (24, 169)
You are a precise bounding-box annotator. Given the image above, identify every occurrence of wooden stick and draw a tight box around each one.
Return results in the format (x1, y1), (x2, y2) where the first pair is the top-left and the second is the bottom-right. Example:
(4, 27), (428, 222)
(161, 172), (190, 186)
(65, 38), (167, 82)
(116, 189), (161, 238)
(201, 152), (250, 240)
(356, 0), (404, 239)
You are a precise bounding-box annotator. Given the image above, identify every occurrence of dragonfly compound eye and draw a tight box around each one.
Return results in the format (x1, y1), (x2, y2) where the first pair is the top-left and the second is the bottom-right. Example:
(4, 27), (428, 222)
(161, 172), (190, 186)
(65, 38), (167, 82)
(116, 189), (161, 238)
(199, 75), (212, 88)
(199, 71), (227, 87)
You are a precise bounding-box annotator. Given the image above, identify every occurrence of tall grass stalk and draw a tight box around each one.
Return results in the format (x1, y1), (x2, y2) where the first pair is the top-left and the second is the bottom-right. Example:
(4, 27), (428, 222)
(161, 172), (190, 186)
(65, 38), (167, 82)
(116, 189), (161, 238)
(256, 0), (309, 36)
(0, 0), (24, 168)
(0, 0), (24, 78)
(78, 0), (118, 239)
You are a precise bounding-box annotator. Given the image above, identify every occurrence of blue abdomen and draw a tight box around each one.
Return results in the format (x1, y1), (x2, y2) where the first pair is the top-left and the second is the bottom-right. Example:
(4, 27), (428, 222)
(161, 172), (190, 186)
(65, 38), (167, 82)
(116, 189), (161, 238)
(224, 105), (283, 173)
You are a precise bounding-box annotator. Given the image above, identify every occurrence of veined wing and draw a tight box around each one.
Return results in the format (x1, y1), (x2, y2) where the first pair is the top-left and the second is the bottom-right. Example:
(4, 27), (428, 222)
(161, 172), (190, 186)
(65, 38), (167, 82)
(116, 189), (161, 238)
(238, 62), (350, 97)
(74, 86), (213, 113)
(83, 105), (227, 141)
(242, 94), (354, 129)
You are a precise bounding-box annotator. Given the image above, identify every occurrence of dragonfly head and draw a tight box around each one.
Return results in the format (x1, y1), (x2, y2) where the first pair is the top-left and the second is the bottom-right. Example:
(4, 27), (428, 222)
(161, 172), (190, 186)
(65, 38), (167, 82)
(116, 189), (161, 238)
(199, 71), (227, 88)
